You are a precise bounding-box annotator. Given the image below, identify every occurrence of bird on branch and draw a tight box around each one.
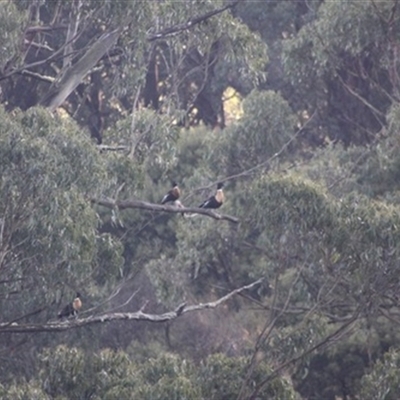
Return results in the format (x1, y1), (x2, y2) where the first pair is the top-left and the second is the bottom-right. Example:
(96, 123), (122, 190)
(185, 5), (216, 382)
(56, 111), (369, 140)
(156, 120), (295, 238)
(58, 292), (82, 319)
(199, 182), (225, 209)
(161, 181), (181, 205)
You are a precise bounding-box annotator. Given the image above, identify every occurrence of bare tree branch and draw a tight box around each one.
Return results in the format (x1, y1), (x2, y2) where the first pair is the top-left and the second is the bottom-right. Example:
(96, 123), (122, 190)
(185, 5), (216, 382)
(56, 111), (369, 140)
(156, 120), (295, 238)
(98, 145), (129, 152)
(0, 279), (262, 333)
(20, 69), (55, 83)
(147, 1), (241, 42)
(92, 197), (239, 223)
(41, 28), (122, 110)
(337, 74), (386, 118)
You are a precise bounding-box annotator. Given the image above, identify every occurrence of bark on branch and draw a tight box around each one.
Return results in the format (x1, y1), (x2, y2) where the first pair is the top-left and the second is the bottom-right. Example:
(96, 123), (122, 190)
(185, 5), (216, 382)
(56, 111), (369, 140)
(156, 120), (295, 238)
(0, 279), (262, 333)
(92, 197), (239, 223)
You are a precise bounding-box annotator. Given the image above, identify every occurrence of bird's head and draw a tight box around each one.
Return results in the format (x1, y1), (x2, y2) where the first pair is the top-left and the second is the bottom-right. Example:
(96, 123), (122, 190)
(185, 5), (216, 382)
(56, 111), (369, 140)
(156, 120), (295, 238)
(217, 182), (224, 190)
(76, 292), (81, 299)
(172, 181), (178, 187)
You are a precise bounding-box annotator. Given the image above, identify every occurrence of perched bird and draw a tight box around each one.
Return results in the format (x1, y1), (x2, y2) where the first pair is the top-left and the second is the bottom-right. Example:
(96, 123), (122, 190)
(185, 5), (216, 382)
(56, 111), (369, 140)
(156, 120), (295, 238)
(199, 182), (225, 209)
(58, 292), (82, 319)
(161, 181), (180, 205)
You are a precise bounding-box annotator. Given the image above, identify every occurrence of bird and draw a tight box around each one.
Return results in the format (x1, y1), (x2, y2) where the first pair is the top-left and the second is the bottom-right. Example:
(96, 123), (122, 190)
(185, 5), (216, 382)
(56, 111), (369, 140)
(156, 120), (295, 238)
(161, 181), (180, 205)
(199, 182), (224, 209)
(58, 292), (82, 319)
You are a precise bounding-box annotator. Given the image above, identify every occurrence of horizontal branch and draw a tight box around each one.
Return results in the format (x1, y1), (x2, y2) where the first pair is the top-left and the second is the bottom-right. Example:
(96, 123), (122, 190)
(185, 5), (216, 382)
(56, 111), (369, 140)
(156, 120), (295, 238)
(98, 145), (128, 152)
(92, 197), (239, 223)
(0, 279), (262, 333)
(20, 69), (55, 83)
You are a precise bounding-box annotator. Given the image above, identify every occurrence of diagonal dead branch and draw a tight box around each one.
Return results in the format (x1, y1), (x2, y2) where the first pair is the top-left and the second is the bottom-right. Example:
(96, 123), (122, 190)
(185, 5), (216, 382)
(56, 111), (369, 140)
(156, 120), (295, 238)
(92, 197), (239, 223)
(147, 1), (240, 42)
(237, 265), (304, 400)
(0, 279), (262, 333)
(41, 28), (121, 110)
(247, 309), (360, 400)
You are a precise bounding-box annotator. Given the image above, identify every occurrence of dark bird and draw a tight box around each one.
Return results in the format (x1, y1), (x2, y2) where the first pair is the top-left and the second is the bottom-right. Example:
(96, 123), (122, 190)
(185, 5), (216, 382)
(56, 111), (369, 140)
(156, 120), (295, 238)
(199, 182), (225, 209)
(161, 181), (180, 205)
(58, 292), (82, 319)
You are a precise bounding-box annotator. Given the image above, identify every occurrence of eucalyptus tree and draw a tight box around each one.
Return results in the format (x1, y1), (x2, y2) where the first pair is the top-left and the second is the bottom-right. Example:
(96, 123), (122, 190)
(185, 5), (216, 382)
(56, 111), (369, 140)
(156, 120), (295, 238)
(1, 345), (298, 399)
(0, 105), (126, 379)
(0, 0), (267, 143)
(4, 1), (400, 398)
(283, 0), (400, 145)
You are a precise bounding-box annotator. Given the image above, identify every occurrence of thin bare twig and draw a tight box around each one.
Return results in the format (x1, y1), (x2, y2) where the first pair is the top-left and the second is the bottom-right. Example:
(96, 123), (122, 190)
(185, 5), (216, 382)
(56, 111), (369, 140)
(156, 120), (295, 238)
(183, 110), (318, 200)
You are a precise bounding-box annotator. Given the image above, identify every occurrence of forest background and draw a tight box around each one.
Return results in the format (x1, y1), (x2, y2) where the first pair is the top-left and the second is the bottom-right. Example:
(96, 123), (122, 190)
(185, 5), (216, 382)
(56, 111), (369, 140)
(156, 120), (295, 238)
(1, 1), (400, 399)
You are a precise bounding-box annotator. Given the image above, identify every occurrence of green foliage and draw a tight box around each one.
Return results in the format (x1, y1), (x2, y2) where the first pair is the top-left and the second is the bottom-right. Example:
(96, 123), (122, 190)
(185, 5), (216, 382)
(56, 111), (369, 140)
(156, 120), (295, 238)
(106, 109), (179, 183)
(92, 233), (124, 288)
(283, 1), (392, 85)
(173, 126), (224, 182)
(211, 11), (268, 90)
(7, 347), (297, 399)
(225, 90), (297, 174)
(198, 353), (297, 400)
(0, 381), (50, 400)
(110, 0), (268, 122)
(0, 107), (115, 320)
(0, 1), (27, 70)
(240, 174), (334, 234)
(232, 173), (338, 284)
(134, 351), (297, 400)
(266, 314), (328, 363)
(39, 345), (136, 399)
(146, 255), (187, 306)
(359, 348), (400, 400)
(3, 2), (400, 399)
(147, 198), (244, 305)
(135, 353), (200, 399)
(282, 0), (395, 144)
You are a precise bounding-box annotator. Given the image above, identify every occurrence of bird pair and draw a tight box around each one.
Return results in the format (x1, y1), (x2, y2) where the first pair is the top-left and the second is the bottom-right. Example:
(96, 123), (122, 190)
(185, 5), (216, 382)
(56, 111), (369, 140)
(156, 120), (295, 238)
(161, 182), (225, 209)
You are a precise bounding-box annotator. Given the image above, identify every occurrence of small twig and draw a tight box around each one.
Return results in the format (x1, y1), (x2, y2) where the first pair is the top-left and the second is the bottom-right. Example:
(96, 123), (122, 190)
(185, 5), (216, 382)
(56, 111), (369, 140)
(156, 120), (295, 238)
(114, 183), (126, 200)
(139, 300), (149, 312)
(82, 285), (124, 315)
(105, 288), (141, 314)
